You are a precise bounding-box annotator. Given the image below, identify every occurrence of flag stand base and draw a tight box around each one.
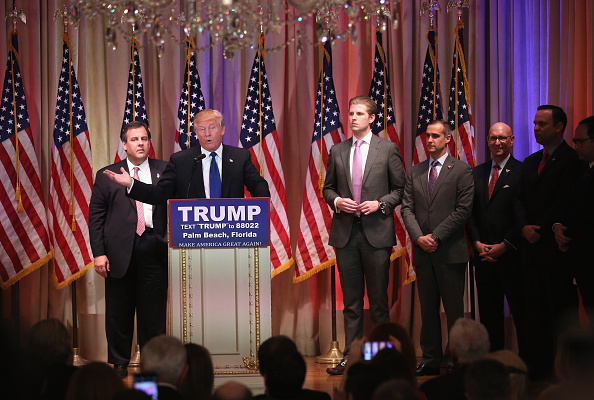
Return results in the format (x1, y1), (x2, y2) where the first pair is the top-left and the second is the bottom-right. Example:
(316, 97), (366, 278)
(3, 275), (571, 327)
(315, 340), (343, 364)
(130, 344), (141, 366)
(72, 347), (88, 366)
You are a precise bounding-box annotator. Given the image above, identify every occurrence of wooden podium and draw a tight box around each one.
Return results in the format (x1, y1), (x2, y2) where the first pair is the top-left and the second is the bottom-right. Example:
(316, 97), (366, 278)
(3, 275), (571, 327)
(167, 199), (272, 393)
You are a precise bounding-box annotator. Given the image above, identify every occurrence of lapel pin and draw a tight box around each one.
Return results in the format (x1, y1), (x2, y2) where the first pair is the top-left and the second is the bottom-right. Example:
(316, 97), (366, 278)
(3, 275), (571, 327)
(229, 159), (234, 162)
(156, 173), (160, 178)
(448, 165), (452, 169)
(506, 169), (510, 173)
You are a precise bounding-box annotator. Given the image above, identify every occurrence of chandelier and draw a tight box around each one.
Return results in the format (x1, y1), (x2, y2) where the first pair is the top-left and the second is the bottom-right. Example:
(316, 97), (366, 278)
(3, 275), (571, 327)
(65, 0), (401, 58)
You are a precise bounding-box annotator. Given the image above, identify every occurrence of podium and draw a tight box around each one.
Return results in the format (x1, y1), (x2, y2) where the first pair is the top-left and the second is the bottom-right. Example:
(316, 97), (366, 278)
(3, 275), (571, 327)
(167, 198), (271, 393)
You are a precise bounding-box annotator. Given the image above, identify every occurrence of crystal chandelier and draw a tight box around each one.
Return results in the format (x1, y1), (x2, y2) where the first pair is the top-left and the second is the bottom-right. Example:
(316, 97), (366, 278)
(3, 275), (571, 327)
(66, 0), (401, 58)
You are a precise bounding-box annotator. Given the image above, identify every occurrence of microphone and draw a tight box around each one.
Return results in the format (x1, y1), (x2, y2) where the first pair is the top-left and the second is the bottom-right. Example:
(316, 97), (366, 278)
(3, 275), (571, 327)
(187, 153), (207, 198)
(191, 153), (207, 173)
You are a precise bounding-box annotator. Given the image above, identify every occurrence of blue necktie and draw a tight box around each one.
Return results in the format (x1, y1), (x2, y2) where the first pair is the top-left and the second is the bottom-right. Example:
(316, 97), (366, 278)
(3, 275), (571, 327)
(209, 152), (221, 198)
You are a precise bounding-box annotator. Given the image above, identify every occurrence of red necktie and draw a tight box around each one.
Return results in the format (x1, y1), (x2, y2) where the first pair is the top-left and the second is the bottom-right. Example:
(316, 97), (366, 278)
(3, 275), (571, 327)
(537, 151), (549, 174)
(488, 164), (500, 199)
(133, 167), (145, 236)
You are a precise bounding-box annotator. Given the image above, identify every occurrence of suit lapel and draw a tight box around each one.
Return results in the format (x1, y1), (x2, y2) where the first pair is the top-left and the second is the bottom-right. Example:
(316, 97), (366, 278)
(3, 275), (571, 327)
(220, 145), (232, 198)
(489, 157), (516, 202)
(341, 138), (354, 196)
(418, 160), (431, 204)
(362, 135), (380, 185)
(429, 155), (454, 204)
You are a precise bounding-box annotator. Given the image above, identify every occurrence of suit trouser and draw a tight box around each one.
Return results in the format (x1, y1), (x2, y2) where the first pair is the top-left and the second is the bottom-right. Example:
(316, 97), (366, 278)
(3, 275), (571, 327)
(521, 238), (578, 379)
(416, 259), (466, 368)
(105, 230), (168, 365)
(335, 221), (392, 355)
(474, 251), (525, 355)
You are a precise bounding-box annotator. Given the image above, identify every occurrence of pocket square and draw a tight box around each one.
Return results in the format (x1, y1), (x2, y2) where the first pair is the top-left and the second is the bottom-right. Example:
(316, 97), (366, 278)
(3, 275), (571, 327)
(503, 184), (510, 188)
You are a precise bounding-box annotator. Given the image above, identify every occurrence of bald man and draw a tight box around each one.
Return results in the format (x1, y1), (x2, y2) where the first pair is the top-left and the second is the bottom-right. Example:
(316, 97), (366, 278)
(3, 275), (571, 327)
(467, 123), (525, 354)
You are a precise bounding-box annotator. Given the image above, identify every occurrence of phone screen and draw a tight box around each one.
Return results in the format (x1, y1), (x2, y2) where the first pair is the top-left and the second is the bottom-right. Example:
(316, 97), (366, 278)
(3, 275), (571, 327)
(362, 341), (393, 361)
(133, 374), (158, 400)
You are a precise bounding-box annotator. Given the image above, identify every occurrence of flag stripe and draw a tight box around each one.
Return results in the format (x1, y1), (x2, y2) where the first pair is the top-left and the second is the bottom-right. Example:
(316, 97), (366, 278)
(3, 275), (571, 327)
(239, 35), (293, 277)
(49, 36), (94, 288)
(0, 31), (52, 288)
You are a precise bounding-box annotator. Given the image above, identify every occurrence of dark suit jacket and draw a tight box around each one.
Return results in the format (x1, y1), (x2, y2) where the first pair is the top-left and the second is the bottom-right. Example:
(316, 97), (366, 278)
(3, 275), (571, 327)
(401, 155), (474, 265)
(129, 145), (270, 203)
(557, 162), (594, 265)
(515, 140), (580, 242)
(323, 134), (405, 249)
(467, 156), (522, 247)
(88, 158), (168, 279)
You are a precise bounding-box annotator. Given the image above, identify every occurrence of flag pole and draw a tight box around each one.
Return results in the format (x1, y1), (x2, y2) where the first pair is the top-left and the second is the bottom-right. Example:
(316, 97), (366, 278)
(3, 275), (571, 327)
(54, 6), (88, 366)
(316, 42), (343, 364)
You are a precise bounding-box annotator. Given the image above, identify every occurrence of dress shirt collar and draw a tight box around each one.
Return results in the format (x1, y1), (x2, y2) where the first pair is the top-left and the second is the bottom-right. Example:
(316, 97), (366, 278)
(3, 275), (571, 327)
(202, 144), (223, 159)
(429, 152), (448, 167)
(492, 153), (511, 170)
(126, 157), (150, 174)
(351, 130), (373, 147)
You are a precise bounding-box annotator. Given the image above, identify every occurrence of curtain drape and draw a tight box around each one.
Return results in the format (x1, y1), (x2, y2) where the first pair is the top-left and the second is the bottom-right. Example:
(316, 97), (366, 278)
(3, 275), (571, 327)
(1, 0), (592, 358)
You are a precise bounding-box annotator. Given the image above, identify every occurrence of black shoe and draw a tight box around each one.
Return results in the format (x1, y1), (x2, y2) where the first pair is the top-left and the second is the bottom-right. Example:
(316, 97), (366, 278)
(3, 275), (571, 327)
(416, 363), (440, 376)
(113, 364), (128, 379)
(326, 359), (347, 375)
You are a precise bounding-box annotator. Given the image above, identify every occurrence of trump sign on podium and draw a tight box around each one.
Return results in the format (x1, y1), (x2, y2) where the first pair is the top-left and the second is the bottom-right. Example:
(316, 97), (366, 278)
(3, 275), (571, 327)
(168, 198), (270, 248)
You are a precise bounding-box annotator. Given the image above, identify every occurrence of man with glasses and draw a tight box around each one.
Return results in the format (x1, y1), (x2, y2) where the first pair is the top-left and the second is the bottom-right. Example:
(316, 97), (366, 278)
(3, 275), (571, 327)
(467, 123), (524, 356)
(103, 109), (270, 201)
(554, 116), (594, 322)
(514, 105), (581, 379)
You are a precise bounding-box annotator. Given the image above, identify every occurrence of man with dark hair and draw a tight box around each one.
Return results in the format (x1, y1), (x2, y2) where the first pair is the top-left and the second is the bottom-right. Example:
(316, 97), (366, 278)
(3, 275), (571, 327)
(103, 109), (270, 201)
(214, 382), (253, 400)
(464, 359), (510, 400)
(467, 122), (524, 354)
(89, 121), (169, 378)
(401, 121), (474, 376)
(255, 336), (330, 400)
(324, 96), (406, 375)
(554, 116), (594, 322)
(515, 105), (581, 379)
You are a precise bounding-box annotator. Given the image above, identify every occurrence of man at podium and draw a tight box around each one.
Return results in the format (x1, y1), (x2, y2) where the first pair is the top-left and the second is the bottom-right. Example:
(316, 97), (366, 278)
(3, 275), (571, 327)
(104, 109), (270, 201)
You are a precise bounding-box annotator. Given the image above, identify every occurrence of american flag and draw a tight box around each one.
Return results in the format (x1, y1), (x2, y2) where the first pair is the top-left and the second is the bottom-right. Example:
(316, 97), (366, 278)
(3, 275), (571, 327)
(414, 29), (444, 165)
(0, 31), (53, 289)
(238, 33), (293, 277)
(174, 37), (205, 152)
(447, 20), (476, 167)
(294, 41), (345, 282)
(114, 39), (155, 162)
(368, 30), (414, 284)
(48, 34), (94, 288)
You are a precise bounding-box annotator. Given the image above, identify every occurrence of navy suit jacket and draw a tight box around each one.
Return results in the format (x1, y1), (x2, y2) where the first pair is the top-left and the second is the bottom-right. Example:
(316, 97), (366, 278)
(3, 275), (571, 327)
(88, 158), (168, 278)
(467, 156), (522, 247)
(514, 140), (580, 242)
(129, 144), (270, 203)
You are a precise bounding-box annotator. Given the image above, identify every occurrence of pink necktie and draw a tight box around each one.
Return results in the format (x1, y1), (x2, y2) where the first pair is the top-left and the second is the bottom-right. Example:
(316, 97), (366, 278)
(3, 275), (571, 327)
(133, 167), (145, 236)
(488, 164), (500, 199)
(428, 160), (438, 197)
(352, 140), (363, 216)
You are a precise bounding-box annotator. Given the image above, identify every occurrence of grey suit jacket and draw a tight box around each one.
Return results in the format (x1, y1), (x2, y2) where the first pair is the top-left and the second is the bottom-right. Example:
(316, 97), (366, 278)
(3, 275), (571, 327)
(400, 155), (474, 265)
(323, 134), (405, 249)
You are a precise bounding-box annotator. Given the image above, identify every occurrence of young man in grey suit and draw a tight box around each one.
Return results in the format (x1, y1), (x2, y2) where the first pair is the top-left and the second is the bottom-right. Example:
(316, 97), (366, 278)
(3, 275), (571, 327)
(401, 120), (474, 376)
(323, 96), (406, 375)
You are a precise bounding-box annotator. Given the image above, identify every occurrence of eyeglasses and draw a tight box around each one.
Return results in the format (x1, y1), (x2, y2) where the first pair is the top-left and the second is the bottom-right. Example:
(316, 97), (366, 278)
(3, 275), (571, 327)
(488, 136), (513, 143)
(572, 137), (594, 146)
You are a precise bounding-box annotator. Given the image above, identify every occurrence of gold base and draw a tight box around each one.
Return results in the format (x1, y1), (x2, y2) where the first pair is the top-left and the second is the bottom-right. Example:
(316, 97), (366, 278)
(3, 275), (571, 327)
(72, 347), (88, 366)
(129, 344), (141, 367)
(315, 341), (344, 364)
